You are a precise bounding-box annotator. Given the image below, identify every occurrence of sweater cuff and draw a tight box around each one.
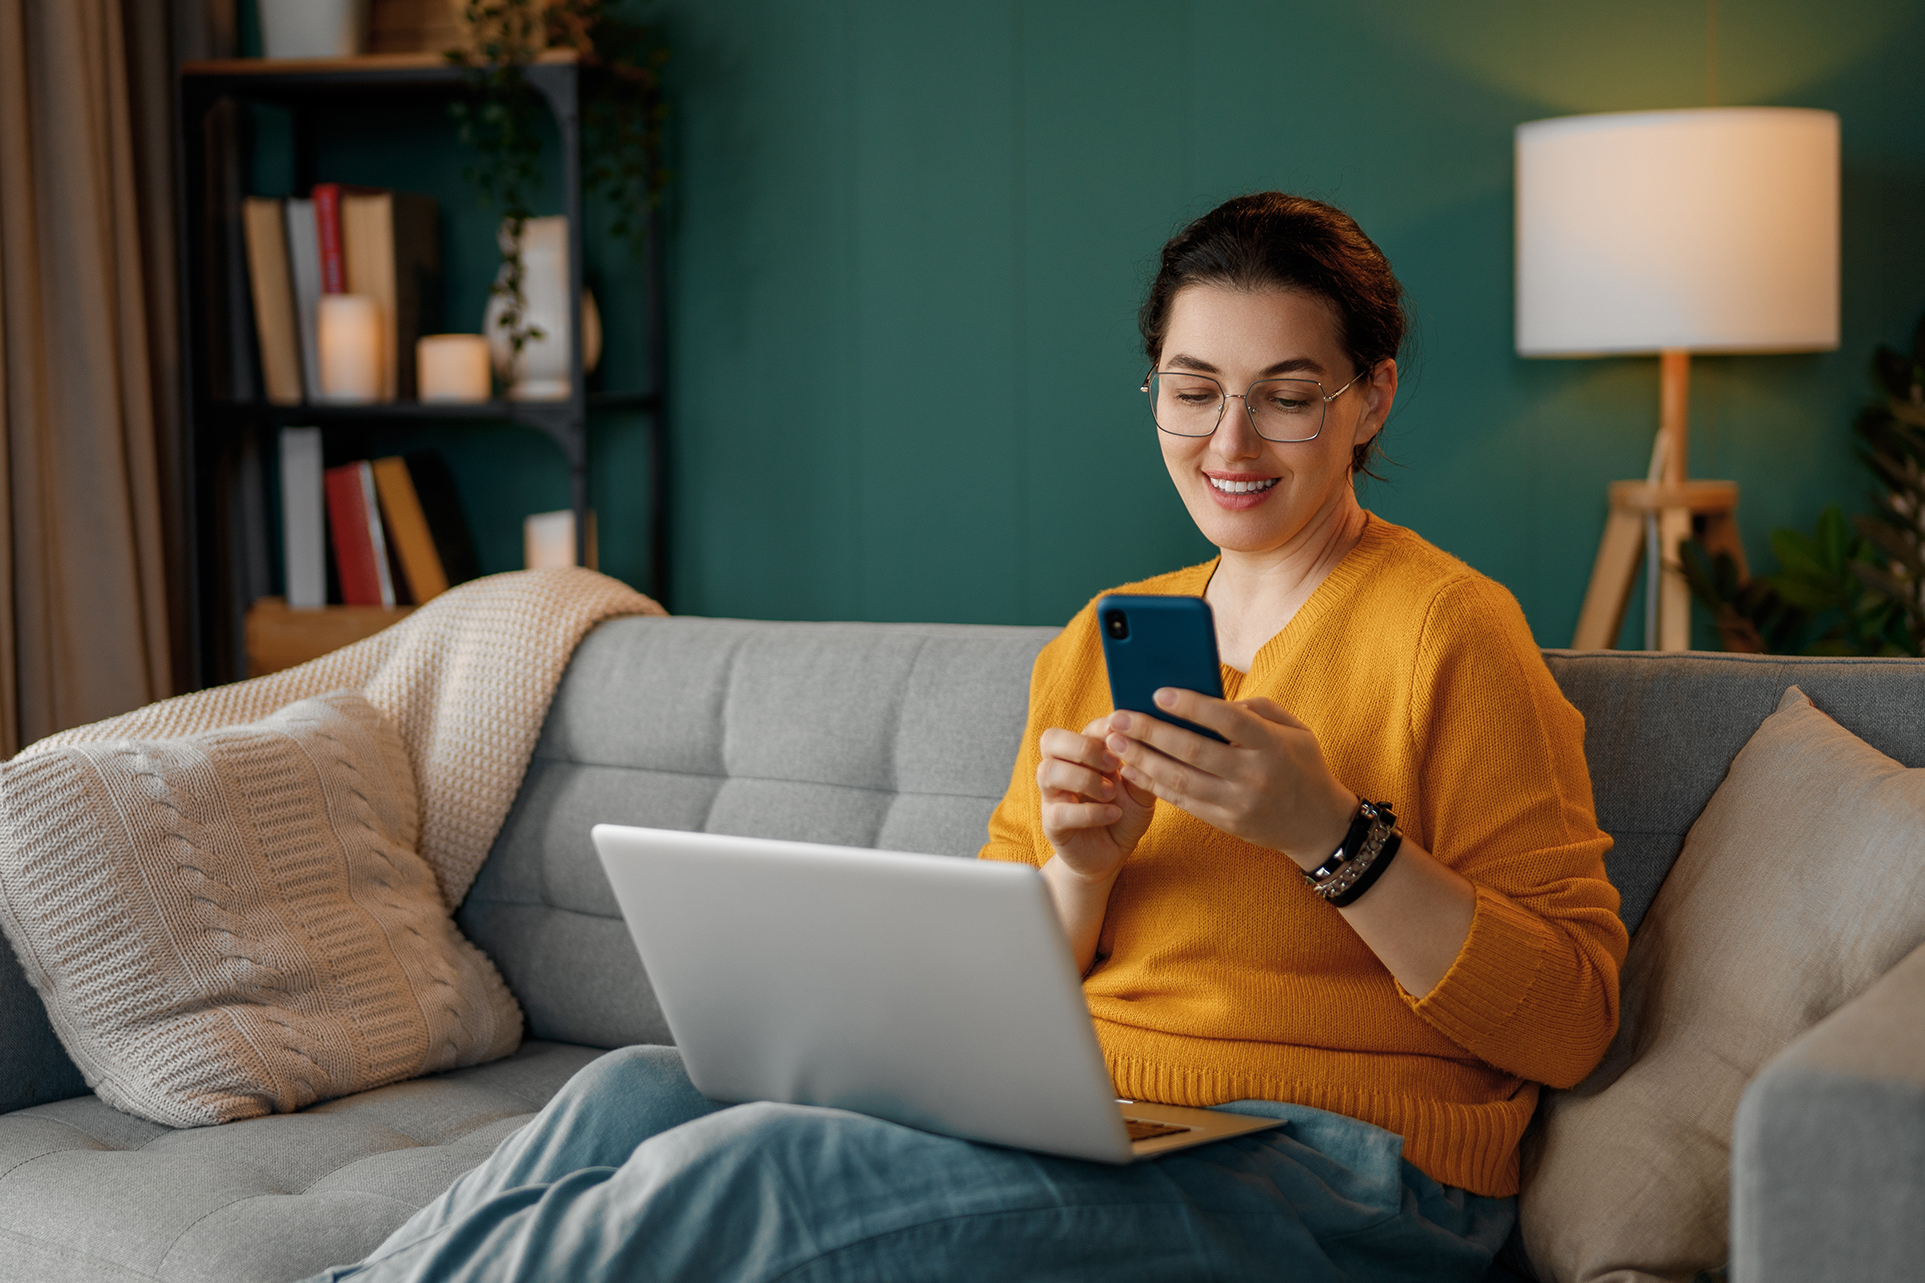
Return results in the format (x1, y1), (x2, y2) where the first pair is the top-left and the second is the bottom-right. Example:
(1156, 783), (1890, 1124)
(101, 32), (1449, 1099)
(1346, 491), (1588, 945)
(1405, 884), (1550, 1056)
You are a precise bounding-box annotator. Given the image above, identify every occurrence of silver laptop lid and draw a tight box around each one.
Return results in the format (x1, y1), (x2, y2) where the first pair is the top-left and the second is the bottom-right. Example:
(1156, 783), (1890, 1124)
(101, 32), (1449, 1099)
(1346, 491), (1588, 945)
(592, 825), (1136, 1163)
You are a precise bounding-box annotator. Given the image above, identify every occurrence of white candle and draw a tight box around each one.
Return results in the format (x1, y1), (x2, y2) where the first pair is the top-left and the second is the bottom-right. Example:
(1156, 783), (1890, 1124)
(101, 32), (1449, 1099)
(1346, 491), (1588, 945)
(318, 294), (382, 403)
(416, 334), (492, 402)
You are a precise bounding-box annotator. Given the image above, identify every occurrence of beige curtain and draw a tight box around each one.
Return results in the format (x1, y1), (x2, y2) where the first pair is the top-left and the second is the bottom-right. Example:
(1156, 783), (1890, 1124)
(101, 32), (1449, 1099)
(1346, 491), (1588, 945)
(0, 0), (182, 756)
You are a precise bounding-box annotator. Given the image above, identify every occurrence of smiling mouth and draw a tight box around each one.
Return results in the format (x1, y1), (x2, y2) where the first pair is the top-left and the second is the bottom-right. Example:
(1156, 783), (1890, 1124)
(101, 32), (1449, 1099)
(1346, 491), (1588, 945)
(1208, 475), (1279, 495)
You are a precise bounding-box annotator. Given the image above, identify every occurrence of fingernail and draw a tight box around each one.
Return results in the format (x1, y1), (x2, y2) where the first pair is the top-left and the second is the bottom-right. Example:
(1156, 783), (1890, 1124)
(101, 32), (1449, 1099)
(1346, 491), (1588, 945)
(1110, 712), (1130, 731)
(1107, 733), (1129, 753)
(1100, 753), (1120, 771)
(1154, 688), (1175, 708)
(1104, 805), (1121, 821)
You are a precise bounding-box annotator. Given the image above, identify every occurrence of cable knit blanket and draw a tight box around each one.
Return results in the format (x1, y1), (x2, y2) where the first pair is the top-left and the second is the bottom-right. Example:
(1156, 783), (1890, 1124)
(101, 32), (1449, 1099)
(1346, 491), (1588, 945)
(18, 567), (661, 909)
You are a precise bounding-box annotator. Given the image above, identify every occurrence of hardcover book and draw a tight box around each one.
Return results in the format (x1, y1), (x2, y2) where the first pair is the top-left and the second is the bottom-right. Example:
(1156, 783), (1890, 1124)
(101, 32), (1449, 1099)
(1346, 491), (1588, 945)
(370, 456), (448, 604)
(401, 450), (481, 586)
(312, 182), (345, 294)
(284, 198), (324, 401)
(279, 428), (326, 609)
(340, 191), (440, 400)
(323, 461), (396, 608)
(241, 198), (302, 406)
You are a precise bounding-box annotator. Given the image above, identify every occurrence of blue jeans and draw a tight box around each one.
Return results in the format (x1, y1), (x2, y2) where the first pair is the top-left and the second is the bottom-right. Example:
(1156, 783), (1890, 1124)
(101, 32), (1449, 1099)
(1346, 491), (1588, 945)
(310, 1046), (1512, 1282)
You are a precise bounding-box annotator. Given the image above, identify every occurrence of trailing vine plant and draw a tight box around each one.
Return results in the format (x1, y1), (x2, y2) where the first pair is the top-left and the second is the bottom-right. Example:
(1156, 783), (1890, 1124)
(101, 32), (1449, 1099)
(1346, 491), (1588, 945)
(558, 1), (670, 249)
(448, 1), (547, 359)
(446, 0), (667, 362)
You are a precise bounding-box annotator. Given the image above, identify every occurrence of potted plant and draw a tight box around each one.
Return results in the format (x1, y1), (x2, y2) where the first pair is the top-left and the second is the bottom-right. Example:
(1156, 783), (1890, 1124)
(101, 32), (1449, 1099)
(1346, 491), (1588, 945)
(447, 0), (667, 364)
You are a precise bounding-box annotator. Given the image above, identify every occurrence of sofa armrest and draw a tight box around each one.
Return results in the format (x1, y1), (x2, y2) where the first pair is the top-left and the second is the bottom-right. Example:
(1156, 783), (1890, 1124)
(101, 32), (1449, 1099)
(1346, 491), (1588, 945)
(1733, 939), (1925, 1283)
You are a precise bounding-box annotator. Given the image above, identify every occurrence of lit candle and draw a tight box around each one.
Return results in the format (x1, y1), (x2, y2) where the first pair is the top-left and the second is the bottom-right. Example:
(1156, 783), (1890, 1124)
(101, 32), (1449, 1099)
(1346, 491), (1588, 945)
(415, 334), (493, 402)
(318, 294), (382, 403)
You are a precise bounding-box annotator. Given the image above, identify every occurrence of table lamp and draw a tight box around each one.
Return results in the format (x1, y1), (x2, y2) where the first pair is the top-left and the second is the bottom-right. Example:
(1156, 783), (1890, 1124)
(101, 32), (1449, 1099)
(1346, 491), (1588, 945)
(1515, 107), (1840, 650)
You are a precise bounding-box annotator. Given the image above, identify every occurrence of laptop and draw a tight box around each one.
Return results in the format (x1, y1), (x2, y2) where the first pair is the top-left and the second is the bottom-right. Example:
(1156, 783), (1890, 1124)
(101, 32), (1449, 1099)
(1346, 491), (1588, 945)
(591, 824), (1284, 1163)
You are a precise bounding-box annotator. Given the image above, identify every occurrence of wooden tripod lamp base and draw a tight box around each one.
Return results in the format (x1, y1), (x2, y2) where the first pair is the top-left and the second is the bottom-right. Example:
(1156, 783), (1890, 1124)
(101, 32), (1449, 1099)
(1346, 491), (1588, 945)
(1570, 350), (1746, 651)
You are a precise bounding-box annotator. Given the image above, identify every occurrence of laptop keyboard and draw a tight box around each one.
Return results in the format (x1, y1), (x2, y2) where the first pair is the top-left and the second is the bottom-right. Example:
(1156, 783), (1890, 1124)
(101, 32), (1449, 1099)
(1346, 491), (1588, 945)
(1123, 1118), (1193, 1142)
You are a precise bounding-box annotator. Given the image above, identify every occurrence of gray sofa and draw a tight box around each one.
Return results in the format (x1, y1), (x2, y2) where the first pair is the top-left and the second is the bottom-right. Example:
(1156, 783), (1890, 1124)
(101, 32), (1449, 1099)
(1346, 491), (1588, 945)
(2, 616), (1922, 1282)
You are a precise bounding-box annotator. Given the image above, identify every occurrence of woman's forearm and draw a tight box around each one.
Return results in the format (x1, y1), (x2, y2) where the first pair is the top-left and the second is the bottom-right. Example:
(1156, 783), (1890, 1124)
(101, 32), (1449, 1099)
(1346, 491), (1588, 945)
(1332, 835), (1476, 998)
(1096, 696), (1479, 995)
(1040, 856), (1120, 975)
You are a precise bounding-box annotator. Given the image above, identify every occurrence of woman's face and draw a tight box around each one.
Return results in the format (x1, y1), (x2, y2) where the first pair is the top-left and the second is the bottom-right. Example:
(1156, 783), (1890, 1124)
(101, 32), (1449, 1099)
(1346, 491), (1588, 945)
(1153, 285), (1390, 557)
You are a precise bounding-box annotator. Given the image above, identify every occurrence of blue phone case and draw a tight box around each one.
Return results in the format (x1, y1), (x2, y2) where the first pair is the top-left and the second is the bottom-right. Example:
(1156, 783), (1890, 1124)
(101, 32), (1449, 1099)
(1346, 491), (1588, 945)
(1096, 595), (1227, 744)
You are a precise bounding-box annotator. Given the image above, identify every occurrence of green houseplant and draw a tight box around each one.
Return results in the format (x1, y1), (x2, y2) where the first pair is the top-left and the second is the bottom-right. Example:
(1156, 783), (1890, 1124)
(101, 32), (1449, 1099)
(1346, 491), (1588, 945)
(1681, 312), (1925, 657)
(1847, 315), (1925, 641)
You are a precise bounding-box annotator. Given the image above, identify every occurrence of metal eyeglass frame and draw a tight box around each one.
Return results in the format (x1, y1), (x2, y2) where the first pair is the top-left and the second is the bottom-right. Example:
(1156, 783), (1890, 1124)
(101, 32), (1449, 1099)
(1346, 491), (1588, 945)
(1139, 368), (1370, 443)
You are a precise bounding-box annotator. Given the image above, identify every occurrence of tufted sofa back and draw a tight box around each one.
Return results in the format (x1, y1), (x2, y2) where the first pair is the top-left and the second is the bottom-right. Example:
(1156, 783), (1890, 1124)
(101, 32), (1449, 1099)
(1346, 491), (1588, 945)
(456, 620), (1925, 1054)
(11, 617), (1925, 1109)
(456, 617), (1057, 1049)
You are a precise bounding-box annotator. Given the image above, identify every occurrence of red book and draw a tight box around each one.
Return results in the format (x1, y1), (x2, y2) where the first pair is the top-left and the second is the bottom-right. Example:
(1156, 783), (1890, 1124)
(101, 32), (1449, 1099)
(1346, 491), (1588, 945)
(324, 461), (396, 607)
(312, 182), (345, 293)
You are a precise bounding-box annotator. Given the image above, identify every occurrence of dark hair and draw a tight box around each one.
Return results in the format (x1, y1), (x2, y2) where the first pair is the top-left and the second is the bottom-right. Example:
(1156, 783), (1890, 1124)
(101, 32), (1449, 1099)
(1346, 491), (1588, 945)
(1139, 193), (1406, 477)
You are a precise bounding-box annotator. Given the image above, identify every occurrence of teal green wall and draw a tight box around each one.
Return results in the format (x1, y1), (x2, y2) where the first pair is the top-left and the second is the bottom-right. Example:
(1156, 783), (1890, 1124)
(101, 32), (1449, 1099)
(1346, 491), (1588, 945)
(651, 0), (1925, 643)
(246, 0), (1925, 642)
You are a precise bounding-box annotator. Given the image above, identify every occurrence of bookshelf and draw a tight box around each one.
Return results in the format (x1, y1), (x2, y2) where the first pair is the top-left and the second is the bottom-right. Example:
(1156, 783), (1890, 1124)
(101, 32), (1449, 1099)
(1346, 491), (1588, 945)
(176, 51), (667, 687)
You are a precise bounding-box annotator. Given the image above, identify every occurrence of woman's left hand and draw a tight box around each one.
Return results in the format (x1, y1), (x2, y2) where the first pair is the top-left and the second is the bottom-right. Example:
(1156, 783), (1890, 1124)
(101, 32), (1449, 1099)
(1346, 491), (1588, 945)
(1105, 690), (1358, 870)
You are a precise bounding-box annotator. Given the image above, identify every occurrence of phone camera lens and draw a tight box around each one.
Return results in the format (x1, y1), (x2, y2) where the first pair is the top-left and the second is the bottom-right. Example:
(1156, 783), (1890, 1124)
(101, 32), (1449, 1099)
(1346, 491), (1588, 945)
(1104, 612), (1129, 640)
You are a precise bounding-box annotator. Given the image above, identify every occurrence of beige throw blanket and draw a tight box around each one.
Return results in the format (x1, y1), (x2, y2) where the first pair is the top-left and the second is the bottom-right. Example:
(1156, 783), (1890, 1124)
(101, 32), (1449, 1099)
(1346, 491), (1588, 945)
(19, 567), (662, 909)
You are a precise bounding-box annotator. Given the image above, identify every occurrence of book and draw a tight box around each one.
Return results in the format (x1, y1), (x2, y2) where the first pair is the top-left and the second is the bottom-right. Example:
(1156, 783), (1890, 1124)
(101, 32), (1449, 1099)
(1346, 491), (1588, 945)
(312, 182), (345, 294)
(402, 450), (481, 585)
(324, 460), (396, 607)
(226, 427), (275, 670)
(202, 100), (257, 401)
(524, 509), (598, 571)
(241, 197), (303, 406)
(279, 428), (326, 608)
(370, 456), (448, 603)
(284, 198), (324, 401)
(340, 191), (440, 400)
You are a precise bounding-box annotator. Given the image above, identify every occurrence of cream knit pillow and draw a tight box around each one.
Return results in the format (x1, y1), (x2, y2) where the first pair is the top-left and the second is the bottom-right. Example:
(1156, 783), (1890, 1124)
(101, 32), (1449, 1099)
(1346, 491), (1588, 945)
(1519, 685), (1925, 1283)
(0, 690), (522, 1128)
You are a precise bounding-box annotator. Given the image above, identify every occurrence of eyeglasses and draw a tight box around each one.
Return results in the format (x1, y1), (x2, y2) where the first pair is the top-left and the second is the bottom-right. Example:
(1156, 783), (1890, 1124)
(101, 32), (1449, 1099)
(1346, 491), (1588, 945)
(1140, 369), (1369, 442)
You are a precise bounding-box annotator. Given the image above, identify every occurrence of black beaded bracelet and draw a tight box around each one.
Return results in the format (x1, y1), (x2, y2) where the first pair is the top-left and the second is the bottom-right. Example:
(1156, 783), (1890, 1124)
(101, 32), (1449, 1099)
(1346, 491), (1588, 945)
(1328, 831), (1403, 908)
(1304, 800), (1399, 903)
(1308, 803), (1378, 883)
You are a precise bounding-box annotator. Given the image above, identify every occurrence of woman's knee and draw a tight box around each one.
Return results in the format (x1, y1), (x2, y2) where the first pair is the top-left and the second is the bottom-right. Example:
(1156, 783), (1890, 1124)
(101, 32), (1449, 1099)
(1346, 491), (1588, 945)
(545, 1045), (719, 1137)
(565, 1044), (687, 1098)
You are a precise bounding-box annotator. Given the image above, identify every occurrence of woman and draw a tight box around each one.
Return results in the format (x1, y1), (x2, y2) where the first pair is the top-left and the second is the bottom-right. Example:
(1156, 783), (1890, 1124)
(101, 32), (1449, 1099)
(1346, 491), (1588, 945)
(312, 194), (1626, 1283)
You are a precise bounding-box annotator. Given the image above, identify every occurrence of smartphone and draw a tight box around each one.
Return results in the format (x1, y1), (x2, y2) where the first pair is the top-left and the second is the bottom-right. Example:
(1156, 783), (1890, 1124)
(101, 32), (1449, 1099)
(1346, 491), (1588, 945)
(1096, 594), (1228, 744)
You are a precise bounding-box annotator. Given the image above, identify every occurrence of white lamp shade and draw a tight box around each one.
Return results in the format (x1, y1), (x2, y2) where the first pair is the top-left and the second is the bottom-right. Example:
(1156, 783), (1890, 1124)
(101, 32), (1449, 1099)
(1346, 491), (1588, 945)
(1515, 107), (1840, 356)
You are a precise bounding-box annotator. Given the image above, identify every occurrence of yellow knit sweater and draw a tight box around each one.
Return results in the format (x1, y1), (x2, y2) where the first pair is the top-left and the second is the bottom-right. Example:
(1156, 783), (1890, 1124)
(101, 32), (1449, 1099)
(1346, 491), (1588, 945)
(980, 516), (1628, 1197)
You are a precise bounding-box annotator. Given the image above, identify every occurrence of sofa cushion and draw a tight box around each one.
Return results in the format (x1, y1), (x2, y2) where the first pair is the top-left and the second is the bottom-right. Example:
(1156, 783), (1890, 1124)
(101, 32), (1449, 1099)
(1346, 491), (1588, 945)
(0, 1039), (600, 1283)
(1520, 686), (1925, 1283)
(457, 617), (1058, 1049)
(0, 691), (522, 1128)
(1542, 650), (1925, 932)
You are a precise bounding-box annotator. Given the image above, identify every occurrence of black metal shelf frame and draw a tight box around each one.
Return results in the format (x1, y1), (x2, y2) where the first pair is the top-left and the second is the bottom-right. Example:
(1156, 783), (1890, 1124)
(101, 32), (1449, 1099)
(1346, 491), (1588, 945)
(175, 56), (668, 687)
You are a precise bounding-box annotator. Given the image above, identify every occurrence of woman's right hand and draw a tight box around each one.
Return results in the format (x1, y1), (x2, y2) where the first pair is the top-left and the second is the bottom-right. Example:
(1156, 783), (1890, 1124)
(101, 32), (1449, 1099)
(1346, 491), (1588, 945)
(1038, 716), (1157, 883)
